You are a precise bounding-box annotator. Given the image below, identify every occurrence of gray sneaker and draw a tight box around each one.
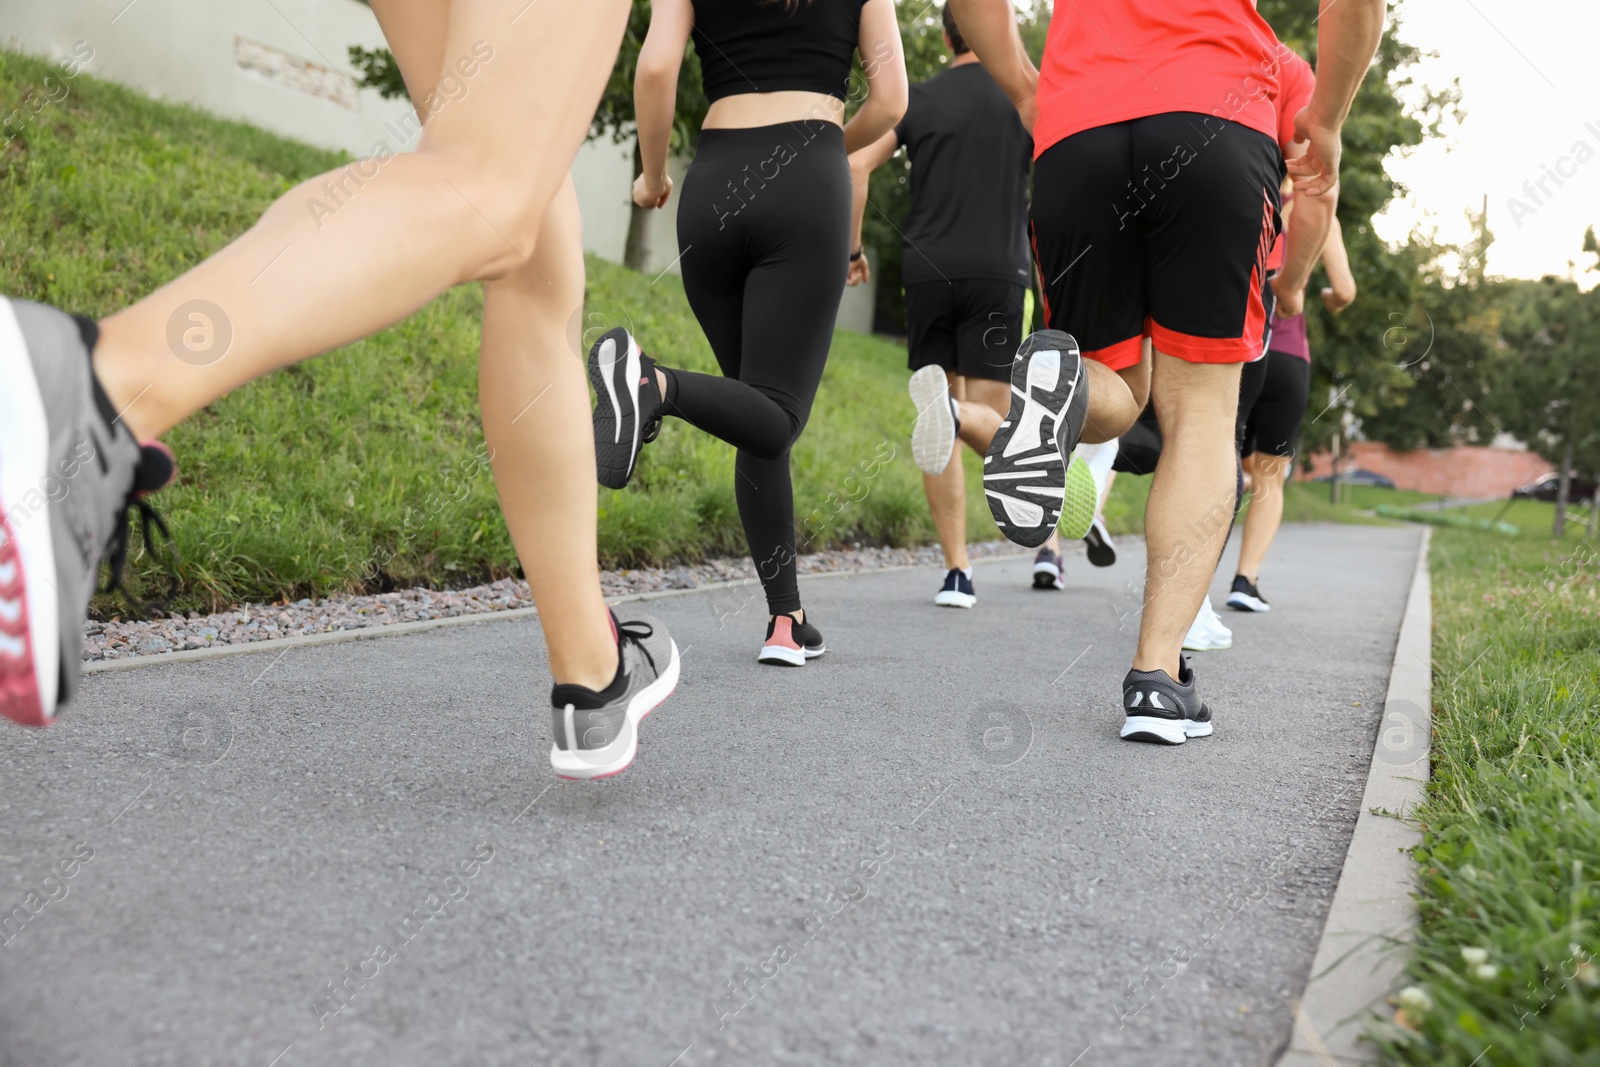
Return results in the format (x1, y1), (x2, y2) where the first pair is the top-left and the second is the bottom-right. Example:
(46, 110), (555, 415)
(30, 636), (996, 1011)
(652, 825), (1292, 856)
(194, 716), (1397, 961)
(1, 299), (146, 726)
(549, 612), (680, 780)
(1119, 657), (1214, 745)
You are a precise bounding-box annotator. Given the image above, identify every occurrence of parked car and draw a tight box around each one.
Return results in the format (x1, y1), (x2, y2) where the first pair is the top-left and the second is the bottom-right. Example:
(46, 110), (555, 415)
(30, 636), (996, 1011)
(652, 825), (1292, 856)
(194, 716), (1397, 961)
(1511, 473), (1597, 504)
(1312, 468), (1397, 489)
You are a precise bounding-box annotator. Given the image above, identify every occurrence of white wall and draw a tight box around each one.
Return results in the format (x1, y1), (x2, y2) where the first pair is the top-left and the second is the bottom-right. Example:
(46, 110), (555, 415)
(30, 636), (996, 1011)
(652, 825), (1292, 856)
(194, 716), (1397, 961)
(0, 0), (875, 331)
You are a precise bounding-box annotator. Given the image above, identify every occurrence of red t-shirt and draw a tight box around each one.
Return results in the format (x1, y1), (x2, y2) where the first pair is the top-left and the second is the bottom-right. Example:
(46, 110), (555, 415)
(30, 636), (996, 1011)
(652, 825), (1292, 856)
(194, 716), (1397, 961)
(1266, 46), (1315, 270)
(1034, 0), (1284, 159)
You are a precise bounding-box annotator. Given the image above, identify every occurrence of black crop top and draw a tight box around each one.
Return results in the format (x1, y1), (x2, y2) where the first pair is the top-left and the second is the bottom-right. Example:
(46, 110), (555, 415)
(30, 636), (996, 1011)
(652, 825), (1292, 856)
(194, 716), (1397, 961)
(690, 0), (868, 104)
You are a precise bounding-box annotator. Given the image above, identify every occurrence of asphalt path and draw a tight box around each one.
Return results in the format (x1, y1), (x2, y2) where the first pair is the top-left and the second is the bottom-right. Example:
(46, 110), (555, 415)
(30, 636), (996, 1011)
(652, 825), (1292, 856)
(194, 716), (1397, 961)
(0, 522), (1422, 1067)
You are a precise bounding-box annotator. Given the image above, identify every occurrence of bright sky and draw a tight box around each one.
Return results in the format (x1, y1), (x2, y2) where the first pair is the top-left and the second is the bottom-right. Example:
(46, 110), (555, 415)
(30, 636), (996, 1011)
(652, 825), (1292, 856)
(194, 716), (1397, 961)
(1374, 0), (1600, 285)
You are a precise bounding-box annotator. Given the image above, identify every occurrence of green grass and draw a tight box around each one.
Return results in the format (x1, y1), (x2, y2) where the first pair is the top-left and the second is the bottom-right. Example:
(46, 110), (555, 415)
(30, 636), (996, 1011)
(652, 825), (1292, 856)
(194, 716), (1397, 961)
(1372, 528), (1600, 1065)
(0, 50), (1006, 612)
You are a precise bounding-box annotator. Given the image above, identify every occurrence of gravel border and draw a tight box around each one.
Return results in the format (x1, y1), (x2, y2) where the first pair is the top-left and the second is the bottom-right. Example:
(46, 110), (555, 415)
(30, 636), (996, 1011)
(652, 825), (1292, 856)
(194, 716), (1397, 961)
(83, 539), (1042, 663)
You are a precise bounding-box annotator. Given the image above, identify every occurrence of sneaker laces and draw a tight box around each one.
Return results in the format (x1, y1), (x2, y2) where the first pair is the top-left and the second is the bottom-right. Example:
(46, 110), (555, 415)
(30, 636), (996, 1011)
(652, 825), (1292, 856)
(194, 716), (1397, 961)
(103, 445), (181, 612)
(616, 617), (659, 674)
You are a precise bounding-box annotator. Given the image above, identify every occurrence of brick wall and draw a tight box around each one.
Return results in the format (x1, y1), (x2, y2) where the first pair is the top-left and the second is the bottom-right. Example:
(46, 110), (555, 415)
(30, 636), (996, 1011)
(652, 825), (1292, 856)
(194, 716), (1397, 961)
(1298, 442), (1552, 499)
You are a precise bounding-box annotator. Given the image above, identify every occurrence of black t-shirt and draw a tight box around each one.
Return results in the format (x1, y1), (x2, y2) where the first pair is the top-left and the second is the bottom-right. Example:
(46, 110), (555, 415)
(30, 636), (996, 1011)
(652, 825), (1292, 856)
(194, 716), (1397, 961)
(893, 63), (1033, 287)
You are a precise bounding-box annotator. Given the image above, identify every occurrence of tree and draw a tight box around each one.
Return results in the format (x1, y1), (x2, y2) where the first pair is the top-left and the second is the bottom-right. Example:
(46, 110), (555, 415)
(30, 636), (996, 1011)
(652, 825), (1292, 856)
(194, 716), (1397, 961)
(1261, 0), (1461, 457)
(1355, 206), (1504, 452)
(1494, 272), (1600, 537)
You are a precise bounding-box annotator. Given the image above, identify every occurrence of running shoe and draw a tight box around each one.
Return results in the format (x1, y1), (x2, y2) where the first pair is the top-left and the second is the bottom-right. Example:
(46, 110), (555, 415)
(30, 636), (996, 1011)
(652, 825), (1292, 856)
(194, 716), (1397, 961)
(758, 612), (826, 666)
(1031, 546), (1065, 590)
(1226, 575), (1270, 613)
(933, 567), (976, 608)
(1120, 657), (1214, 745)
(1, 300), (165, 727)
(908, 365), (959, 475)
(1083, 516), (1116, 567)
(589, 326), (662, 490)
(1182, 596), (1233, 652)
(983, 330), (1090, 548)
(549, 612), (679, 780)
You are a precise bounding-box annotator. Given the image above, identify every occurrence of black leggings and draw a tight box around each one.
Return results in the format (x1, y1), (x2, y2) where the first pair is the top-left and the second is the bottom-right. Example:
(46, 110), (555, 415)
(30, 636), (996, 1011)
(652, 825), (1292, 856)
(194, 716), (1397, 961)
(664, 121), (851, 615)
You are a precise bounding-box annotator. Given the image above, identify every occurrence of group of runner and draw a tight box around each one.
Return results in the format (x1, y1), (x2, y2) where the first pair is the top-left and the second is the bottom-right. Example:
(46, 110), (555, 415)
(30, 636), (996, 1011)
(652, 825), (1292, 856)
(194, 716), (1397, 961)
(0, 0), (1383, 776)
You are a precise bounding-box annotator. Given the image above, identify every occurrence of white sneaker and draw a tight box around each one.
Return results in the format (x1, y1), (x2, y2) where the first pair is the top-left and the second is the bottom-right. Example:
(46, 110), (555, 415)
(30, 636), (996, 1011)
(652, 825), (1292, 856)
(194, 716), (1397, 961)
(1204, 597), (1233, 647)
(1182, 596), (1232, 652)
(908, 366), (957, 475)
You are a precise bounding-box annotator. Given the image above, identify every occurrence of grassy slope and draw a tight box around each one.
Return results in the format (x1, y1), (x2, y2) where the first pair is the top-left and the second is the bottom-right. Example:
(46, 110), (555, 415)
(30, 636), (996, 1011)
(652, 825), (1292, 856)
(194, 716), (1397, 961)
(1, 51), (1005, 611)
(1373, 528), (1600, 1064)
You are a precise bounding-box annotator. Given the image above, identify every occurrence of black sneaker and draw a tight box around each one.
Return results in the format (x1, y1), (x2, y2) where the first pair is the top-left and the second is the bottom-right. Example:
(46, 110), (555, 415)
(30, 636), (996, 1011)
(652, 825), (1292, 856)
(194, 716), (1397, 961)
(1119, 658), (1213, 745)
(1031, 546), (1064, 590)
(1083, 516), (1116, 567)
(589, 326), (663, 490)
(1, 300), (173, 727)
(549, 612), (679, 780)
(983, 330), (1090, 548)
(1226, 575), (1270, 613)
(933, 567), (976, 608)
(757, 612), (825, 666)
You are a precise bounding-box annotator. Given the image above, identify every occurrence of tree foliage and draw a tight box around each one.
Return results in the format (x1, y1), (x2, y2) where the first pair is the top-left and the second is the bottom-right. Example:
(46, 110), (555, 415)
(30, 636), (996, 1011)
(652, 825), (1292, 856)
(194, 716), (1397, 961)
(1492, 272), (1600, 533)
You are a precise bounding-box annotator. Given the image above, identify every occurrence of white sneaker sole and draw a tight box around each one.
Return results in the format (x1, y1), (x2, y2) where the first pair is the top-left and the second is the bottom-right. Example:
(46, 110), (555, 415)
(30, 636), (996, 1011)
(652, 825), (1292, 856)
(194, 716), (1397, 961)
(983, 337), (1083, 547)
(757, 643), (824, 666)
(908, 366), (956, 475)
(1120, 716), (1213, 744)
(1226, 592), (1270, 613)
(0, 298), (59, 727)
(933, 590), (975, 608)
(549, 639), (680, 780)
(1182, 630), (1233, 652)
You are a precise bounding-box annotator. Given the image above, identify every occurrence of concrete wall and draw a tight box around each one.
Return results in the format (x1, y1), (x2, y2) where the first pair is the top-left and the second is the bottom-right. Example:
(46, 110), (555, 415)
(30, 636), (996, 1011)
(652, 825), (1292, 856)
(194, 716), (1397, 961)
(0, 0), (875, 331)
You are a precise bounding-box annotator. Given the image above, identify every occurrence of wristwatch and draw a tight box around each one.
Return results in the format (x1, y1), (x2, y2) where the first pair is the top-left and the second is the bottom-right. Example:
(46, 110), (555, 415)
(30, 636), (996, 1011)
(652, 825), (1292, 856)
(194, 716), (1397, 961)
(849, 248), (863, 262)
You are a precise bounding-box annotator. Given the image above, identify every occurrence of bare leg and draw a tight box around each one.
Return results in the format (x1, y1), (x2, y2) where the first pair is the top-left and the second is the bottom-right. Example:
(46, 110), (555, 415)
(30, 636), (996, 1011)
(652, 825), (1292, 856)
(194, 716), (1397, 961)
(1235, 451), (1290, 584)
(926, 375), (1009, 570)
(955, 376), (1007, 452)
(480, 181), (616, 688)
(1081, 346), (1150, 445)
(1134, 352), (1241, 676)
(925, 452), (969, 571)
(379, 0), (616, 689)
(93, 0), (632, 441)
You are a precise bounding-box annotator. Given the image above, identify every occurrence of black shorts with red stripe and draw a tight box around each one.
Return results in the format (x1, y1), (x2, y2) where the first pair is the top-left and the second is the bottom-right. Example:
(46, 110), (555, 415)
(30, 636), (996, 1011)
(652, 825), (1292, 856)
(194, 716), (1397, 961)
(1030, 112), (1284, 371)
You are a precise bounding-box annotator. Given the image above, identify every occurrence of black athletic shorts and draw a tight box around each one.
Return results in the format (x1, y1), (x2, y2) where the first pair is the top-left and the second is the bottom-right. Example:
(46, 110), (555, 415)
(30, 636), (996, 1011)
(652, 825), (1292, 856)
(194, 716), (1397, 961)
(904, 279), (1025, 382)
(1030, 113), (1284, 371)
(1239, 350), (1311, 458)
(1112, 405), (1163, 476)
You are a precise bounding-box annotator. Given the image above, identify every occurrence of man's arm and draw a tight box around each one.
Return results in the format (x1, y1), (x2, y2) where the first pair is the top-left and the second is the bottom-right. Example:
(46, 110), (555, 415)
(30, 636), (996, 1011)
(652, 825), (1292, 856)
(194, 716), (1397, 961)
(1319, 215), (1357, 313)
(1272, 184), (1337, 317)
(1287, 0), (1385, 196)
(845, 131), (900, 286)
(945, 0), (1038, 130)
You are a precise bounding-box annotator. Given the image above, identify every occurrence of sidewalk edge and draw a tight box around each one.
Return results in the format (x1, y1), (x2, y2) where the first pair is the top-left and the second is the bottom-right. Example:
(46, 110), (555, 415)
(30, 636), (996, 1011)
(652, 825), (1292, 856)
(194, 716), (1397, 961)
(1276, 526), (1432, 1066)
(82, 551), (1035, 675)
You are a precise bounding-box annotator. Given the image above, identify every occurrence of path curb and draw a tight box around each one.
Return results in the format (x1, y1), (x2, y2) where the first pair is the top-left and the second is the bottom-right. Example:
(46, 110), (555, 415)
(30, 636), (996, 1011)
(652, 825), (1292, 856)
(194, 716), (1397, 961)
(1276, 526), (1432, 1065)
(82, 550), (1035, 675)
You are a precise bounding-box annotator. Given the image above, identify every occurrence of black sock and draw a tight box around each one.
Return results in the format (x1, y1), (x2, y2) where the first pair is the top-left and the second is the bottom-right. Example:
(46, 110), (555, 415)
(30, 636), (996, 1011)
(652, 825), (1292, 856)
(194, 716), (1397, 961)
(549, 643), (627, 708)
